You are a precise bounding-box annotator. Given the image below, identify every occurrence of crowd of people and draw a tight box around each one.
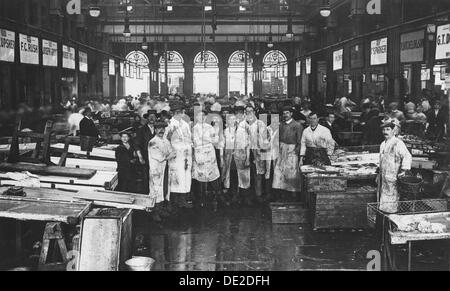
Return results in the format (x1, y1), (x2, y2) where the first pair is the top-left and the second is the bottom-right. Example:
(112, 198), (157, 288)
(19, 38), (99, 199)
(0, 91), (448, 222)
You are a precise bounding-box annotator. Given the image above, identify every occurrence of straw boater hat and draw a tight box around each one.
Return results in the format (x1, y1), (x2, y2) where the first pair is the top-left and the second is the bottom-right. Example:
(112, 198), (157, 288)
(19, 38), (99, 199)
(380, 118), (401, 129)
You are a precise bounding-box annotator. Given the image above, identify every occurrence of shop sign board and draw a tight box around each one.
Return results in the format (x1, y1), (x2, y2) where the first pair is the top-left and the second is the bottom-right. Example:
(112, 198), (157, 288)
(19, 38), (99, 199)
(305, 57), (311, 75)
(333, 49), (343, 71)
(62, 45), (76, 69)
(109, 59), (116, 76)
(79, 51), (88, 72)
(350, 44), (364, 68)
(400, 30), (424, 63)
(42, 39), (58, 67)
(19, 33), (39, 65)
(370, 37), (388, 65)
(0, 29), (15, 62)
(436, 24), (450, 60)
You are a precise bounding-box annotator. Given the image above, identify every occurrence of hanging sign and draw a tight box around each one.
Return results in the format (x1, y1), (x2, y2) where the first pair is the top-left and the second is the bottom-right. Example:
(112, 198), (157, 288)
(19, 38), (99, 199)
(305, 57), (311, 75)
(333, 49), (343, 71)
(0, 29), (15, 62)
(400, 30), (424, 63)
(62, 45), (76, 69)
(79, 51), (88, 72)
(19, 34), (39, 65)
(120, 62), (124, 77)
(350, 44), (364, 68)
(421, 68), (431, 81)
(370, 37), (388, 65)
(42, 40), (58, 67)
(109, 59), (115, 76)
(296, 60), (301, 76)
(436, 24), (450, 60)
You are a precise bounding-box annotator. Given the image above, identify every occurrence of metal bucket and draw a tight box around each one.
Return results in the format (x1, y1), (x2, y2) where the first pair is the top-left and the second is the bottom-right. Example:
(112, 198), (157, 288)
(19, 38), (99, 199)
(125, 257), (155, 271)
(399, 176), (423, 201)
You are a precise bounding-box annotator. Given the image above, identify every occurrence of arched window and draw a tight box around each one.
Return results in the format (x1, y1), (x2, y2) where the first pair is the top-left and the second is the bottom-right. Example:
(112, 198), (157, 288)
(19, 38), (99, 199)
(263, 50), (287, 66)
(159, 51), (184, 67)
(262, 50), (288, 96)
(158, 51), (185, 95)
(228, 50), (253, 67)
(228, 50), (253, 96)
(193, 50), (219, 95)
(194, 50), (219, 67)
(125, 51), (150, 97)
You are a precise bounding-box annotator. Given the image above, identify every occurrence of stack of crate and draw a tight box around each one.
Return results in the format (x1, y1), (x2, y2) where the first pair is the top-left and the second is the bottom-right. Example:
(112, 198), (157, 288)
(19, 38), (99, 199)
(307, 174), (377, 230)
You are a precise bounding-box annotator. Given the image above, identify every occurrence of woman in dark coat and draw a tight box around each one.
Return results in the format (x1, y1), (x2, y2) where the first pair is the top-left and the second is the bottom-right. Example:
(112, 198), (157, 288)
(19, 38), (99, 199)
(115, 132), (138, 193)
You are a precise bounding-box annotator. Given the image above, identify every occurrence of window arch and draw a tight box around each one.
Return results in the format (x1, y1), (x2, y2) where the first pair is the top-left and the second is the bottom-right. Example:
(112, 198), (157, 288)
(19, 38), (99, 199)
(126, 50), (150, 66)
(263, 50), (287, 66)
(228, 50), (253, 67)
(159, 51), (184, 67)
(194, 50), (219, 67)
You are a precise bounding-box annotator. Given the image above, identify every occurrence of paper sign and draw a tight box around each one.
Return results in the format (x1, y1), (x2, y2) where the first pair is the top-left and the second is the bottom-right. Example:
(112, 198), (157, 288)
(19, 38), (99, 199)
(0, 29), (15, 62)
(79, 51), (88, 72)
(305, 57), (311, 75)
(62, 45), (76, 69)
(436, 24), (450, 60)
(370, 37), (388, 65)
(19, 33), (39, 65)
(109, 59), (115, 76)
(333, 49), (343, 71)
(42, 39), (58, 67)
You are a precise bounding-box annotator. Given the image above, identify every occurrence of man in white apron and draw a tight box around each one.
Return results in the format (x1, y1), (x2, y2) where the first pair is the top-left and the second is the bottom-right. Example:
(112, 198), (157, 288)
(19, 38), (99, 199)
(222, 110), (251, 205)
(192, 109), (221, 209)
(166, 103), (193, 211)
(378, 118), (412, 213)
(246, 105), (270, 204)
(148, 120), (176, 222)
(272, 106), (304, 201)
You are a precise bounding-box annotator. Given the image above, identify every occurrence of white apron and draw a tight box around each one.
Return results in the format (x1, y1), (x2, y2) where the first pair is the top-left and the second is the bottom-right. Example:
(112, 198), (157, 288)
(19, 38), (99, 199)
(378, 137), (412, 213)
(193, 144), (220, 183)
(169, 144), (192, 193)
(272, 143), (302, 192)
(167, 119), (193, 194)
(148, 137), (172, 204)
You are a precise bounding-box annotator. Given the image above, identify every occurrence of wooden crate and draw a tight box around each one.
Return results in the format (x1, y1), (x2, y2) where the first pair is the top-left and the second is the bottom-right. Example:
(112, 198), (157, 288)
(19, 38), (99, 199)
(78, 208), (133, 271)
(310, 186), (377, 230)
(270, 203), (309, 224)
(306, 175), (347, 193)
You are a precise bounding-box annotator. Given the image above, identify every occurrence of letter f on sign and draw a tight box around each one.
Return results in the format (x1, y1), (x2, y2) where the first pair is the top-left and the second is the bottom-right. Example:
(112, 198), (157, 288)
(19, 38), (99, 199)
(66, 0), (81, 15)
(367, 0), (381, 15)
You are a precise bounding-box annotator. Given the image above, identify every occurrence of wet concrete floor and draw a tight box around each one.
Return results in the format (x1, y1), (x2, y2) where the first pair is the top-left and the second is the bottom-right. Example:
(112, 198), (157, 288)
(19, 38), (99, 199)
(133, 206), (379, 271)
(0, 205), (449, 271)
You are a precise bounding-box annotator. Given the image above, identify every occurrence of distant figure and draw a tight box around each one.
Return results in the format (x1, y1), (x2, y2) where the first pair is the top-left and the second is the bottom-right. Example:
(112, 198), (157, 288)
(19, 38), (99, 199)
(363, 107), (384, 145)
(79, 107), (99, 155)
(321, 113), (340, 145)
(386, 102), (405, 124)
(426, 99), (448, 141)
(115, 132), (137, 193)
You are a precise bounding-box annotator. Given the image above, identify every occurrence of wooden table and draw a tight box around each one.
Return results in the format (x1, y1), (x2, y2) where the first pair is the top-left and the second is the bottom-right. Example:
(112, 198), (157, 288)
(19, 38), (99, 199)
(382, 212), (450, 271)
(0, 170), (118, 191)
(0, 196), (91, 270)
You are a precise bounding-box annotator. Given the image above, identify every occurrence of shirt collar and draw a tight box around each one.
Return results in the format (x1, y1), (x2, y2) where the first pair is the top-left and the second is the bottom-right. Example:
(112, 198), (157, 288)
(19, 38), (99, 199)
(285, 118), (293, 124)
